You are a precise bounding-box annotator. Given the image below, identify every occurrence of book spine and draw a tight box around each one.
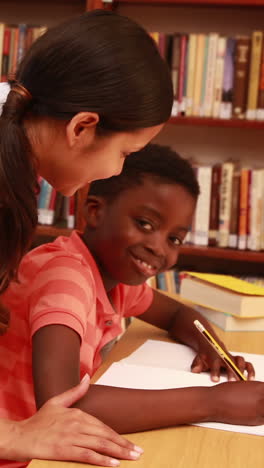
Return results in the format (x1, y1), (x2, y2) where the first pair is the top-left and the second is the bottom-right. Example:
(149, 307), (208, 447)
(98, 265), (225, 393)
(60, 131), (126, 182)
(261, 169), (264, 250)
(192, 34), (206, 116)
(185, 34), (197, 116)
(212, 36), (226, 118)
(170, 34), (181, 117)
(218, 162), (234, 248)
(17, 23), (27, 66)
(238, 168), (250, 250)
(0, 23), (5, 78)
(228, 170), (240, 248)
(246, 31), (263, 120)
(256, 36), (264, 120)
(67, 195), (76, 229)
(203, 33), (219, 117)
(248, 170), (263, 251)
(46, 188), (57, 226)
(232, 36), (251, 119)
(220, 37), (236, 119)
(177, 34), (188, 115)
(1, 27), (11, 82)
(208, 164), (221, 247)
(10, 27), (19, 75)
(199, 35), (209, 117)
(192, 166), (212, 246)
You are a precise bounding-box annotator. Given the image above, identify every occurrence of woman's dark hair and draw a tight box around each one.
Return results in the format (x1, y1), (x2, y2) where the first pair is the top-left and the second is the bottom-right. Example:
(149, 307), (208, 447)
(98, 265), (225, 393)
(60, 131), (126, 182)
(0, 10), (173, 303)
(89, 143), (200, 201)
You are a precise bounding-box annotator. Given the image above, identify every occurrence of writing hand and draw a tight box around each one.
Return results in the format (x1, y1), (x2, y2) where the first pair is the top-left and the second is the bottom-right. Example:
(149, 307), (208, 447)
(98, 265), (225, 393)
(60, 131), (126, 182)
(190, 347), (255, 382)
(208, 380), (264, 426)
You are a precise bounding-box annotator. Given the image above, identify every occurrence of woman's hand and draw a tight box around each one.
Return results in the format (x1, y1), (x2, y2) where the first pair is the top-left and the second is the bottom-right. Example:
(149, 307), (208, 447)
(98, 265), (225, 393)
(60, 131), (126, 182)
(190, 343), (255, 382)
(5, 375), (143, 467)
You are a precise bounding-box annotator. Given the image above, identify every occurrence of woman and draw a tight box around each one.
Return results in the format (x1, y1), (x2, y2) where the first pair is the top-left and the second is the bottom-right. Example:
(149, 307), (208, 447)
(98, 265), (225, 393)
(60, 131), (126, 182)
(0, 9), (173, 467)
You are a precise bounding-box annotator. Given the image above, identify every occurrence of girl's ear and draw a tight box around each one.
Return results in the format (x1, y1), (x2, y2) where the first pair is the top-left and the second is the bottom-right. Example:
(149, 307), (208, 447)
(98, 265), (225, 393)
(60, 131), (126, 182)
(66, 112), (100, 149)
(83, 195), (106, 228)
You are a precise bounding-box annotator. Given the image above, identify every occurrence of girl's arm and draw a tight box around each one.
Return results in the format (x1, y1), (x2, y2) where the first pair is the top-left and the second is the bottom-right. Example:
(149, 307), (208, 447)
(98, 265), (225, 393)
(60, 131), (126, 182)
(33, 324), (264, 434)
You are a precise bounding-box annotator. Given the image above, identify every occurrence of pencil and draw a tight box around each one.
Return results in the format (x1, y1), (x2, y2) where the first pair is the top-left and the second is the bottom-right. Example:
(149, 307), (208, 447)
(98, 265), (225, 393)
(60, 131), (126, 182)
(194, 320), (247, 381)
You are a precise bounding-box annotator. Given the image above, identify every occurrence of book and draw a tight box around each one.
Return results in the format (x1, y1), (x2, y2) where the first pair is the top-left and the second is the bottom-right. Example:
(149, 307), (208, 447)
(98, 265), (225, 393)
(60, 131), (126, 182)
(256, 34), (264, 120)
(238, 167), (250, 250)
(96, 339), (264, 437)
(191, 166), (212, 246)
(218, 162), (234, 248)
(232, 36), (251, 119)
(220, 37), (236, 119)
(208, 164), (221, 247)
(180, 272), (264, 318)
(194, 304), (264, 331)
(170, 34), (181, 116)
(212, 36), (226, 118)
(228, 169), (240, 248)
(246, 31), (263, 120)
(247, 169), (263, 251)
(185, 33), (197, 116)
(192, 34), (206, 116)
(203, 33), (218, 117)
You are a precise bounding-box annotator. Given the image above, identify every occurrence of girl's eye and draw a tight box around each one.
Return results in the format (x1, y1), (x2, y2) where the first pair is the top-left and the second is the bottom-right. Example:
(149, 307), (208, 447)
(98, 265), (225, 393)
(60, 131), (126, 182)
(170, 236), (182, 246)
(136, 219), (153, 231)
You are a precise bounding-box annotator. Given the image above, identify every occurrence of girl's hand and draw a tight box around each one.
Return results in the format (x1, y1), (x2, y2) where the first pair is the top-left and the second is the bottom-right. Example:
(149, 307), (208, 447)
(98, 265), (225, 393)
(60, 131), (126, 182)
(190, 344), (255, 382)
(208, 380), (264, 426)
(6, 376), (143, 466)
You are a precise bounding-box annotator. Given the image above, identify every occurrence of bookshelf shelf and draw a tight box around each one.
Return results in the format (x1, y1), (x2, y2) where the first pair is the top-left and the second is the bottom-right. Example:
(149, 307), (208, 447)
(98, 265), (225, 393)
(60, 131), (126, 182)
(36, 225), (72, 238)
(113, 0), (264, 6)
(169, 116), (264, 129)
(179, 245), (264, 263)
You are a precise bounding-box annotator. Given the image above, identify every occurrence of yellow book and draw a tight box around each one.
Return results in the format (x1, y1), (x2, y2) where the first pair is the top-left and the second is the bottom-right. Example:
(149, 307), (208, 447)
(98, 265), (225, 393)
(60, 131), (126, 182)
(180, 272), (264, 318)
(246, 30), (263, 120)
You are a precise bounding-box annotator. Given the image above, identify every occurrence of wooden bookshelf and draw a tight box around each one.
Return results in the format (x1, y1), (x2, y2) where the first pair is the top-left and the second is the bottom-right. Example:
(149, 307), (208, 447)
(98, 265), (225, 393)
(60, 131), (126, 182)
(169, 116), (264, 129)
(113, 0), (264, 6)
(180, 245), (264, 263)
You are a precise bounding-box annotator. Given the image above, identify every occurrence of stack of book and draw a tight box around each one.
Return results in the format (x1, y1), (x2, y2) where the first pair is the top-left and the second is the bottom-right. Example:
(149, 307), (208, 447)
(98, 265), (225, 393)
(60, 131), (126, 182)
(151, 30), (264, 121)
(184, 163), (264, 251)
(180, 271), (264, 331)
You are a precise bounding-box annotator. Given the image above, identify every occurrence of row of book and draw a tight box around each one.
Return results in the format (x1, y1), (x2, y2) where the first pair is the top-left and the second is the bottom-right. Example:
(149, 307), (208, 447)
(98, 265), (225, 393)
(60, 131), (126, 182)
(37, 178), (75, 229)
(180, 271), (264, 331)
(185, 162), (264, 251)
(0, 23), (46, 81)
(151, 30), (264, 121)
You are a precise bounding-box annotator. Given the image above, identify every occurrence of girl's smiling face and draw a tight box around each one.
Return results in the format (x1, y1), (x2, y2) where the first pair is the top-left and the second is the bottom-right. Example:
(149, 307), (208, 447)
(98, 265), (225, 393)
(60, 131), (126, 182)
(83, 177), (196, 291)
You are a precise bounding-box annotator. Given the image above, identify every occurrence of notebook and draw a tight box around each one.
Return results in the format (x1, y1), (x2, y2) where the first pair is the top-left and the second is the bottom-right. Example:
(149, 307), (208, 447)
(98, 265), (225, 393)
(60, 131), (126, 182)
(96, 339), (264, 436)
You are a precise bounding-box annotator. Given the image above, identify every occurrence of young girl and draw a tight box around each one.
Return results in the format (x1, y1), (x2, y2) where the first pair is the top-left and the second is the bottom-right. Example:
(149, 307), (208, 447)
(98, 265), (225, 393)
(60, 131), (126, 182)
(0, 9), (172, 466)
(1, 144), (263, 468)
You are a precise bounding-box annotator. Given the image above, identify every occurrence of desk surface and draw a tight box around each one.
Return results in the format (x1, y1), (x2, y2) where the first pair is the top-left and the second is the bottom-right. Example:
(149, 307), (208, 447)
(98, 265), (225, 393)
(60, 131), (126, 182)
(29, 319), (264, 468)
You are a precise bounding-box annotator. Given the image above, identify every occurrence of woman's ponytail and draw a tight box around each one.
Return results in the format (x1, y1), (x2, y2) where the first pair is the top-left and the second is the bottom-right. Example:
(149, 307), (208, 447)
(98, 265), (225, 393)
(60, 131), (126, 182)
(0, 84), (38, 299)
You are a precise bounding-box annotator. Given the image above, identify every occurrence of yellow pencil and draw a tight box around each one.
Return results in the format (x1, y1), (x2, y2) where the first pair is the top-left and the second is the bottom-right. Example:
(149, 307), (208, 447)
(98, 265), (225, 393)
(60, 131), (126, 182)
(194, 320), (247, 381)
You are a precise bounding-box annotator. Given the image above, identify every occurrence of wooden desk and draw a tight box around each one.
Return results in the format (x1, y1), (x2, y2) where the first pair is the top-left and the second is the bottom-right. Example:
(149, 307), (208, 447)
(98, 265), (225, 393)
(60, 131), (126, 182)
(29, 319), (264, 468)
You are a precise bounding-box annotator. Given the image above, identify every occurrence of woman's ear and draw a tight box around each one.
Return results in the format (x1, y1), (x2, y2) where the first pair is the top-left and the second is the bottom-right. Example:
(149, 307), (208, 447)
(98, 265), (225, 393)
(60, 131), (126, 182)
(66, 112), (100, 149)
(83, 195), (106, 228)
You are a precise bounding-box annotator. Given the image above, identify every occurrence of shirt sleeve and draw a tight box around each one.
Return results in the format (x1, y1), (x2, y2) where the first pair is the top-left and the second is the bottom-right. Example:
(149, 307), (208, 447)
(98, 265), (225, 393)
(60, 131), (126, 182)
(28, 255), (95, 341)
(122, 282), (154, 318)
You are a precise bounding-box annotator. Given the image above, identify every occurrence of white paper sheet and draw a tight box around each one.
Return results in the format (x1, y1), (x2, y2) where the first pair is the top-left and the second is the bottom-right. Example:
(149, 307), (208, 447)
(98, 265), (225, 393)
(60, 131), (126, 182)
(96, 339), (264, 436)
